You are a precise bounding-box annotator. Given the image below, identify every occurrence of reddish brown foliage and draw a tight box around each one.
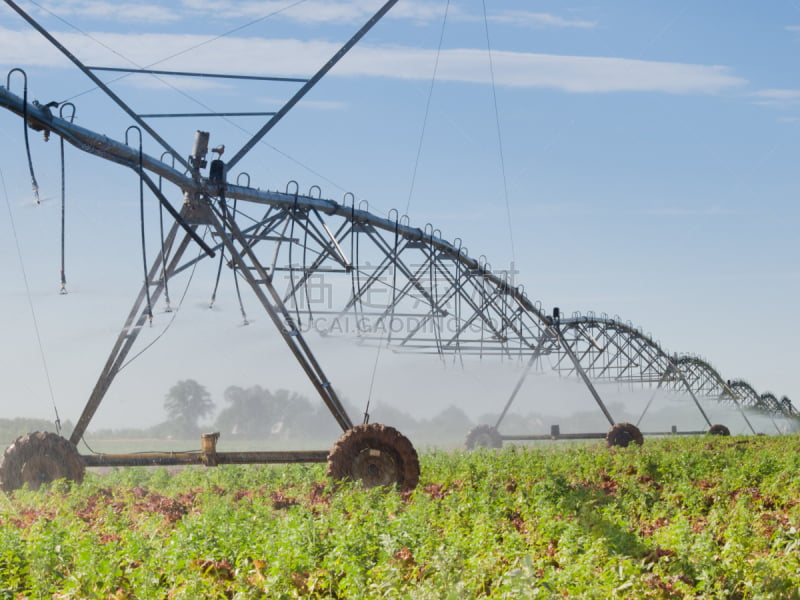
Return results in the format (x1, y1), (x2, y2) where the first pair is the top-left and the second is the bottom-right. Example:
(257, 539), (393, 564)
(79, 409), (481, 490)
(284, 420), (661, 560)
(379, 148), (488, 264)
(270, 489), (299, 510)
(190, 558), (235, 581)
(639, 516), (670, 537)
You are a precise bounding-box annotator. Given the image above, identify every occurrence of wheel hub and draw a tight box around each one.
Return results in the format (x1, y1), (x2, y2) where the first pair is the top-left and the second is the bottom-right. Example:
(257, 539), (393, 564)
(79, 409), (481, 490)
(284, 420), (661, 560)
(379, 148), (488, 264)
(351, 448), (399, 488)
(20, 456), (59, 491)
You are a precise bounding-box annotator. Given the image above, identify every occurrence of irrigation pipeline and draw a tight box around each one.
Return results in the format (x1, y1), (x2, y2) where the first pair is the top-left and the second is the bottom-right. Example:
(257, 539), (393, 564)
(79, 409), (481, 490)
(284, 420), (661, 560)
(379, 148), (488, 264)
(0, 84), (543, 324)
(1, 83), (795, 424)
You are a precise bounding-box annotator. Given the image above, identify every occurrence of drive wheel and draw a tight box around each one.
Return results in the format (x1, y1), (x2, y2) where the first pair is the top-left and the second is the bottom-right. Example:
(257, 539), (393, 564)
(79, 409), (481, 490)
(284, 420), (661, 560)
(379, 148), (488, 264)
(327, 423), (419, 491)
(0, 431), (85, 493)
(465, 424), (503, 450)
(606, 422), (644, 448)
(708, 424), (730, 436)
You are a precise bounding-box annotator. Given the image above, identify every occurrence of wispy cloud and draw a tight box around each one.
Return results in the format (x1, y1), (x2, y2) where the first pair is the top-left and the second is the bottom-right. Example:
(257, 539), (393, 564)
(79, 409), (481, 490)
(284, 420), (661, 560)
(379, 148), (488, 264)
(347, 48), (743, 94)
(179, 0), (388, 25)
(0, 27), (744, 95)
(482, 11), (596, 29)
(751, 88), (800, 108)
(643, 205), (742, 217)
(34, 0), (180, 24)
(27, 1), (596, 30)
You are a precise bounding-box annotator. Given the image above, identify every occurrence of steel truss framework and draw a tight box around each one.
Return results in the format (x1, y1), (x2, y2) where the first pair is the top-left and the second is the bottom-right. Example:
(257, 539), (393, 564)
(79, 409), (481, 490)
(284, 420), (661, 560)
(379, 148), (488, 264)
(2, 82), (796, 439)
(553, 319), (796, 419)
(5, 86), (800, 434)
(1, 0), (797, 448)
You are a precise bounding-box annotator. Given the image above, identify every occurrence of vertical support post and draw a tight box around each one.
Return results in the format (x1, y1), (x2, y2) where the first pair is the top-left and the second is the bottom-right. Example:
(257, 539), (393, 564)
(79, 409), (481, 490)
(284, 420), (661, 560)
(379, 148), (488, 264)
(552, 318), (616, 427)
(70, 216), (198, 445)
(209, 198), (354, 432)
(495, 332), (550, 429)
(721, 381), (757, 435)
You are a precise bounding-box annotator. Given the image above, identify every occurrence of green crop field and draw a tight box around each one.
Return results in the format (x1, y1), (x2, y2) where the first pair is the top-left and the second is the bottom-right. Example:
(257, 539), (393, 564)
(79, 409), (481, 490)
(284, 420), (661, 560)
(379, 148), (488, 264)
(1, 435), (800, 599)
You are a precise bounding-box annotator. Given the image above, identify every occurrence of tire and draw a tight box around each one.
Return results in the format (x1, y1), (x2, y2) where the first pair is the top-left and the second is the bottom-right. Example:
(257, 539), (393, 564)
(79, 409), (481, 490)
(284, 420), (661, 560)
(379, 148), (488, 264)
(0, 431), (85, 493)
(464, 424), (503, 450)
(606, 422), (644, 448)
(707, 424), (731, 436)
(327, 423), (419, 491)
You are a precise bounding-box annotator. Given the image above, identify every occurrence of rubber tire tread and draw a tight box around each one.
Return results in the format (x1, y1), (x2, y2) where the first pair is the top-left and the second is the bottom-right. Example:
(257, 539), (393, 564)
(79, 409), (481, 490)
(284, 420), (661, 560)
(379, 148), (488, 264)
(708, 424), (731, 436)
(327, 423), (419, 492)
(0, 431), (85, 492)
(464, 424), (503, 449)
(606, 422), (644, 448)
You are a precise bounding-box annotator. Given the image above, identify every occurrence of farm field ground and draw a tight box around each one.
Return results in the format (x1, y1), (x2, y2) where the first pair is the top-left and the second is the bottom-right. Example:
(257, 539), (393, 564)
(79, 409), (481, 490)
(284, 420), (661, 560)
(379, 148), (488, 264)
(1, 435), (800, 598)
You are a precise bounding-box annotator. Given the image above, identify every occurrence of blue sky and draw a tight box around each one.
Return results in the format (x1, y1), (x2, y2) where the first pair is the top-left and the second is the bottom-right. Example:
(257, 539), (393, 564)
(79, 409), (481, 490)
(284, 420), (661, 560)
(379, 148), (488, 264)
(0, 0), (798, 434)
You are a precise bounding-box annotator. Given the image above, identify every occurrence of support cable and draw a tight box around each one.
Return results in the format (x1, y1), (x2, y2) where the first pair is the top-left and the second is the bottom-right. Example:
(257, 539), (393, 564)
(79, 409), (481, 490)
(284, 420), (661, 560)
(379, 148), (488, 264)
(481, 0), (516, 263)
(231, 198), (249, 325)
(386, 211), (401, 346)
(127, 126), (153, 323)
(302, 212), (313, 325)
(355, 217), (365, 332)
(219, 192), (249, 325)
(209, 232), (226, 309)
(58, 103), (75, 294)
(349, 198), (361, 328)
(429, 230), (444, 357)
(157, 153), (174, 312)
(119, 235), (206, 372)
(49, 0), (311, 105)
(6, 69), (40, 204)
(59, 139), (66, 292)
(405, 0), (450, 216)
(362, 210), (403, 424)
(208, 183), (227, 308)
(453, 247), (464, 367)
(0, 166), (60, 434)
(157, 202), (172, 311)
(288, 193), (302, 327)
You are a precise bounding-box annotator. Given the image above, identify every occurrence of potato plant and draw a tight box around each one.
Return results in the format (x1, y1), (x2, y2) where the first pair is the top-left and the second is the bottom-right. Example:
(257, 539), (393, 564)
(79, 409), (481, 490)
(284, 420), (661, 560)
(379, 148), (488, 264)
(1, 435), (799, 598)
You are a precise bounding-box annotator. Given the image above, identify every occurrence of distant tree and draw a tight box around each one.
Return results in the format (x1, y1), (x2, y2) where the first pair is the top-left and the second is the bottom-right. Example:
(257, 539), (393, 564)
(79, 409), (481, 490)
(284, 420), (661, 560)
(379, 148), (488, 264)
(273, 389), (315, 436)
(427, 405), (473, 434)
(367, 403), (420, 433)
(215, 385), (277, 439)
(214, 386), (321, 440)
(163, 379), (215, 437)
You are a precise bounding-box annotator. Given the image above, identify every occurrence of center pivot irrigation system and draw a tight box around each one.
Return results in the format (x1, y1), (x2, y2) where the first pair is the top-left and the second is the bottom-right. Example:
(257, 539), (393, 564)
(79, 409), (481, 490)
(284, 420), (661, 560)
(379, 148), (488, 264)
(0, 0), (796, 493)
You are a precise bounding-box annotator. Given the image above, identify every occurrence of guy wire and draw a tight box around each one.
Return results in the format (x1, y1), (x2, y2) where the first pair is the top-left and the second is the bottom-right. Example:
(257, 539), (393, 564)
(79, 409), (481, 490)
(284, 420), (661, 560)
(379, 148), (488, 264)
(0, 165), (61, 434)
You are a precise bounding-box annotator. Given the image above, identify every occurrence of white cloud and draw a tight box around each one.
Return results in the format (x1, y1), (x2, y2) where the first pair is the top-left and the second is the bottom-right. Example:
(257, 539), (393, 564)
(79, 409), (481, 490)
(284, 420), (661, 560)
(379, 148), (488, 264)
(344, 47), (744, 94)
(484, 11), (596, 29)
(0, 27), (745, 95)
(643, 205), (741, 217)
(34, 0), (180, 24)
(751, 88), (800, 108)
(177, 0), (413, 25)
(387, 3), (597, 29)
(28, 0), (596, 30)
(193, 0), (371, 24)
(116, 74), (230, 92)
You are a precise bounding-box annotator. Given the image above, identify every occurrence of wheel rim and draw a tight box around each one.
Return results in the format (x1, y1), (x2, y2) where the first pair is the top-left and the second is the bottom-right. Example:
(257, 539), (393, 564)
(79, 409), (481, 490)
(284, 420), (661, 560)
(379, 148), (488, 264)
(708, 424), (730, 436)
(607, 422), (643, 448)
(20, 455), (63, 491)
(1, 431), (85, 493)
(351, 447), (400, 488)
(616, 430), (633, 447)
(327, 423), (420, 491)
(465, 425), (501, 449)
(473, 433), (494, 448)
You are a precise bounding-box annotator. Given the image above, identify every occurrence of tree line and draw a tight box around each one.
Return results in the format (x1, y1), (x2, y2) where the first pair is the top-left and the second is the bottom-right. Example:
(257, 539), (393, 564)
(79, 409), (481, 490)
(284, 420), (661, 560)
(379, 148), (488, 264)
(0, 380), (479, 447)
(157, 379), (347, 441)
